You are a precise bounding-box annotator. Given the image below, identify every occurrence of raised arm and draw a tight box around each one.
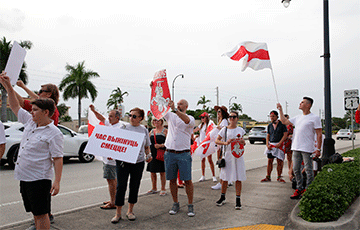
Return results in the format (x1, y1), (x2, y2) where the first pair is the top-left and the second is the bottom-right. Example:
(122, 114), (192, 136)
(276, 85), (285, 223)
(89, 104), (106, 124)
(0, 72), (21, 116)
(277, 103), (292, 126)
(169, 100), (190, 124)
(17, 80), (39, 100)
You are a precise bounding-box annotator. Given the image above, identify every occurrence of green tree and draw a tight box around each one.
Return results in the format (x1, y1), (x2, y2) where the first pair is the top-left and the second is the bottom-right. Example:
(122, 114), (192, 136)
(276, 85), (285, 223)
(230, 103), (243, 113)
(0, 37), (32, 121)
(197, 95), (211, 110)
(239, 114), (254, 120)
(59, 61), (99, 128)
(106, 87), (129, 110)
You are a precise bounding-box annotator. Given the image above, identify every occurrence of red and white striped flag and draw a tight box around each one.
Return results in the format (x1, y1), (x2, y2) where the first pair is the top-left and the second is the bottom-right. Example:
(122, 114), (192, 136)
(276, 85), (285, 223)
(223, 41), (272, 72)
(88, 109), (104, 137)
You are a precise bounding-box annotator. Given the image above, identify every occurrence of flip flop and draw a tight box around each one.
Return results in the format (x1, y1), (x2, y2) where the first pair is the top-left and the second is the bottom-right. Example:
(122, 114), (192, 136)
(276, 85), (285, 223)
(146, 189), (158, 194)
(159, 190), (167, 196)
(111, 215), (121, 224)
(103, 201), (110, 205)
(100, 203), (116, 209)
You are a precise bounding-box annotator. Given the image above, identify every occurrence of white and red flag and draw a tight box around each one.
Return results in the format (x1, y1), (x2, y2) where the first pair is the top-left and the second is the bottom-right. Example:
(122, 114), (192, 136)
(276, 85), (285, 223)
(150, 69), (171, 119)
(88, 109), (104, 137)
(194, 123), (219, 159)
(222, 41), (272, 72)
(231, 139), (245, 158)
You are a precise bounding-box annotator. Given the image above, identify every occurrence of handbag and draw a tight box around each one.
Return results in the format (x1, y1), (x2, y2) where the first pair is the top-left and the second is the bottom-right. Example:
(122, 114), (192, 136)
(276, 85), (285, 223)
(153, 130), (165, 161)
(216, 127), (227, 168)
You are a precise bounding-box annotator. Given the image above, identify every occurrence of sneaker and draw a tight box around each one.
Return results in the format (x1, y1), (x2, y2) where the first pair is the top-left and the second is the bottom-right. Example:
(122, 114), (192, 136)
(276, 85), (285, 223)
(235, 199), (241, 210)
(216, 197), (226, 206)
(228, 182), (234, 186)
(169, 202), (180, 215)
(290, 189), (305, 199)
(187, 204), (195, 217)
(261, 176), (271, 182)
(211, 182), (222, 190)
(212, 177), (217, 182)
(277, 177), (286, 183)
(199, 175), (205, 182)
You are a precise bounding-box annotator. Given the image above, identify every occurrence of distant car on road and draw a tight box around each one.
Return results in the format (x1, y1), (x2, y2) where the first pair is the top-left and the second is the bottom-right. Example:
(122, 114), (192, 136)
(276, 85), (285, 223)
(1, 122), (94, 169)
(248, 126), (267, 144)
(336, 129), (356, 140)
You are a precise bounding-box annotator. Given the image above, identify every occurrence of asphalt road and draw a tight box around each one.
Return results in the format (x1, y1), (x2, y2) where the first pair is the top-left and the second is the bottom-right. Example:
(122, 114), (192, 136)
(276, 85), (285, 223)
(0, 134), (359, 227)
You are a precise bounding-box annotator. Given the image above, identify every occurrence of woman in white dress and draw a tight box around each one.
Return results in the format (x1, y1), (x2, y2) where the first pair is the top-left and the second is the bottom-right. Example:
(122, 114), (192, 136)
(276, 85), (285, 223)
(215, 111), (246, 210)
(211, 105), (229, 190)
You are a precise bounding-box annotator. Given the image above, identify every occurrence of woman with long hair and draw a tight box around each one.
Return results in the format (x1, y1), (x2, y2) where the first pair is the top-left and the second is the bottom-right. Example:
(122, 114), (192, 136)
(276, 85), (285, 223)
(193, 112), (216, 182)
(215, 111), (246, 210)
(211, 106), (229, 190)
(146, 118), (167, 196)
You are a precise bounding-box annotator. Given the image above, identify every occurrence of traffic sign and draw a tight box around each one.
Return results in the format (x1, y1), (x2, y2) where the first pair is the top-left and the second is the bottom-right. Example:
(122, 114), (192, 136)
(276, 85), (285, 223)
(344, 89), (359, 98)
(344, 97), (359, 110)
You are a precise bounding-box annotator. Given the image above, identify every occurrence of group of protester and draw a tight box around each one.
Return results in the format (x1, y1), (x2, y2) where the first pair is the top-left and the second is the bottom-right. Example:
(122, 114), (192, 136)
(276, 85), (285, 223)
(1, 69), (360, 229)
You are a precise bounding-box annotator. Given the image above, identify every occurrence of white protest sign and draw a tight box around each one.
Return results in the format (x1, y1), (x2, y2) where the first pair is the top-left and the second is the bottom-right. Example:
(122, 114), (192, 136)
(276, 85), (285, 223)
(4, 41), (27, 86)
(84, 125), (145, 164)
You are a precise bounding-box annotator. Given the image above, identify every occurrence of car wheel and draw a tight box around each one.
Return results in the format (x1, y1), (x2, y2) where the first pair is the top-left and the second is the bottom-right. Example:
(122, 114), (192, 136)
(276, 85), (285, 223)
(78, 142), (94, 163)
(250, 140), (254, 144)
(7, 145), (20, 169)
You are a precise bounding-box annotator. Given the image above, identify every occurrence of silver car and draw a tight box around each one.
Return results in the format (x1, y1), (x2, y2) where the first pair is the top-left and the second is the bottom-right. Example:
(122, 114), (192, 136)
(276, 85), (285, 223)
(336, 129), (355, 140)
(1, 122), (94, 169)
(248, 126), (267, 144)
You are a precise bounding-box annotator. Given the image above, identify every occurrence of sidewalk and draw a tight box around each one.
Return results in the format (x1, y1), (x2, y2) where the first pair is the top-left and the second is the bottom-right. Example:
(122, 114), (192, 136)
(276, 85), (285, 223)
(1, 165), (299, 230)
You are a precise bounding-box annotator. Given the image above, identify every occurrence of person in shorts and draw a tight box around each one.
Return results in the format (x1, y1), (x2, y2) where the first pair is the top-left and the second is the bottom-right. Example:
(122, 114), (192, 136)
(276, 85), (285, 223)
(0, 72), (63, 230)
(163, 99), (196, 217)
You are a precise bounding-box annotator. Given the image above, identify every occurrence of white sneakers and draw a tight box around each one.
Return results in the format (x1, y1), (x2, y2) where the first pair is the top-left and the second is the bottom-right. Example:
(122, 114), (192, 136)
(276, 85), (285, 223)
(199, 175), (205, 182)
(211, 182), (222, 190)
(212, 177), (217, 182)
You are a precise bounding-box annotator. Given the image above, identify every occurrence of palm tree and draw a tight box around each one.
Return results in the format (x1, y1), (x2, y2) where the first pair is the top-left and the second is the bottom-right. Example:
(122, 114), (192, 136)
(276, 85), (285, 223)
(197, 95), (211, 110)
(0, 37), (32, 121)
(59, 61), (99, 128)
(106, 87), (129, 110)
(230, 103), (243, 113)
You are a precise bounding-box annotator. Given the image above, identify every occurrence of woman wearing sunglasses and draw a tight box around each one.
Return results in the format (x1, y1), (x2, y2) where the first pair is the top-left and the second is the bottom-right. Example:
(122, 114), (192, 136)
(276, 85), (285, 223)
(111, 108), (152, 223)
(215, 111), (246, 210)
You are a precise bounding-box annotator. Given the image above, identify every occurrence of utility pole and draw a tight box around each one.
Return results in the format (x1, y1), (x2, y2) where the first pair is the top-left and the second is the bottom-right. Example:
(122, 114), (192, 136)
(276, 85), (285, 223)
(285, 101), (288, 114)
(215, 86), (219, 106)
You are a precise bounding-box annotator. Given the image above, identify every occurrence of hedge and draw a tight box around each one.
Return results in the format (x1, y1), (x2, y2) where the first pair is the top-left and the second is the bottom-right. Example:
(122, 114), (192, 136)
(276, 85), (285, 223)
(298, 148), (360, 222)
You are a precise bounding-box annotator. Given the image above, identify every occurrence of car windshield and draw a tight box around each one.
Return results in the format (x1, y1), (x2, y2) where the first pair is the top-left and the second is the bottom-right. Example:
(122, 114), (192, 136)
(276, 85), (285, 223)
(252, 127), (266, 131)
(339, 129), (349, 132)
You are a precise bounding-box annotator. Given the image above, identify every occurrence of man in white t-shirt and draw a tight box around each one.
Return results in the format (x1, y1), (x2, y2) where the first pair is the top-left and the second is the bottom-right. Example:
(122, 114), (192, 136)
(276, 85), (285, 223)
(90, 105), (123, 209)
(0, 121), (5, 159)
(163, 99), (196, 217)
(277, 97), (322, 199)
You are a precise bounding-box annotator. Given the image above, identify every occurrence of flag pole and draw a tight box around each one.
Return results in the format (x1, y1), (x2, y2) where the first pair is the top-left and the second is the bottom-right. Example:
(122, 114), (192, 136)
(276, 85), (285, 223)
(270, 68), (280, 103)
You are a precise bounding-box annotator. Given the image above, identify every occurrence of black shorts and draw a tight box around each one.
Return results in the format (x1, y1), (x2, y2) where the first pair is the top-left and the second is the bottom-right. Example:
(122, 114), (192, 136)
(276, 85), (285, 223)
(20, 179), (51, 216)
(267, 153), (276, 159)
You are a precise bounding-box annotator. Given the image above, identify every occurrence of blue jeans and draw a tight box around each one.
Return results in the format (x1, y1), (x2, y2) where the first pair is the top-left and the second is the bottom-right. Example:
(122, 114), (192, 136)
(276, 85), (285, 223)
(164, 151), (192, 181)
(293, 150), (314, 191)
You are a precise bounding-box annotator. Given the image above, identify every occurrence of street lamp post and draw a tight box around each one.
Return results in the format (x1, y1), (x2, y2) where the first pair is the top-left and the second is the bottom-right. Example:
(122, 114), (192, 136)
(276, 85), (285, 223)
(171, 74), (184, 102)
(282, 0), (335, 164)
(229, 96), (237, 110)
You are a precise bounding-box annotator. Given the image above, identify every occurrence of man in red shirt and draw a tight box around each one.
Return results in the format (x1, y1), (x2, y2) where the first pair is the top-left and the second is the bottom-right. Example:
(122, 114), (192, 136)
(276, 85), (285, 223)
(356, 104), (360, 124)
(16, 80), (60, 126)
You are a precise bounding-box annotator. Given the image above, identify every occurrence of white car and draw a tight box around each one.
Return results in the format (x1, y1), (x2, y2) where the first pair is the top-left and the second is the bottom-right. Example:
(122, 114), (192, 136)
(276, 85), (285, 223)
(1, 122), (94, 169)
(248, 126), (268, 144)
(336, 129), (356, 140)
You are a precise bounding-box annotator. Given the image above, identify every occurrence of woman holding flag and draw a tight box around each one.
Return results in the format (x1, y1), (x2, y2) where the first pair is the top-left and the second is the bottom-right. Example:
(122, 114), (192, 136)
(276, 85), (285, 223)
(193, 112), (217, 182)
(215, 111), (246, 210)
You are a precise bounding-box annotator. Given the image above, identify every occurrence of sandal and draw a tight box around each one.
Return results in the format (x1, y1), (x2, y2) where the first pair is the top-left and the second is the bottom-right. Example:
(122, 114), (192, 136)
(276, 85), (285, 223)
(111, 215), (121, 224)
(146, 189), (158, 194)
(126, 212), (136, 221)
(103, 201), (110, 205)
(159, 190), (167, 196)
(260, 176), (271, 182)
(100, 203), (116, 209)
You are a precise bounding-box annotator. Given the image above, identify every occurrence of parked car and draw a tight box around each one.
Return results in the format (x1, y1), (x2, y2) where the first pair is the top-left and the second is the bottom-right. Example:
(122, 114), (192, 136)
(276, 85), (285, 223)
(1, 122), (94, 169)
(78, 125), (88, 134)
(336, 129), (356, 140)
(248, 126), (267, 144)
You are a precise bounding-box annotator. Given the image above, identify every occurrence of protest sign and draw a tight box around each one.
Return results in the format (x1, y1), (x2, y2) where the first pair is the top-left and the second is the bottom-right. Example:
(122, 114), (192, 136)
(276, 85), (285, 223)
(4, 41), (27, 86)
(84, 125), (145, 163)
(150, 69), (171, 119)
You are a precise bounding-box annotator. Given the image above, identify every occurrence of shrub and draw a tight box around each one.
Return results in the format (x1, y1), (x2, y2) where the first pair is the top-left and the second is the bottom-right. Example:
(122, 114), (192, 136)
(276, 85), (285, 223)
(298, 148), (360, 222)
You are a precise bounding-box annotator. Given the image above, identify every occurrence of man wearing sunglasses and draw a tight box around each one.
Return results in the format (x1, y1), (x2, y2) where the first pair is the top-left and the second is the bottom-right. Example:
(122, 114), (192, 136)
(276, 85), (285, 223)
(16, 80), (60, 126)
(163, 99), (196, 217)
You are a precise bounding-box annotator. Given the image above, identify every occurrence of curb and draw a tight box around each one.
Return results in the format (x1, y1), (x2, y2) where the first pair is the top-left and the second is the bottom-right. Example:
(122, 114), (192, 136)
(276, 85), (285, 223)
(286, 196), (360, 230)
